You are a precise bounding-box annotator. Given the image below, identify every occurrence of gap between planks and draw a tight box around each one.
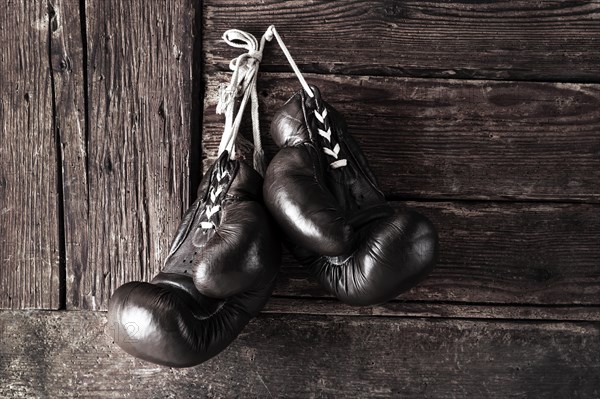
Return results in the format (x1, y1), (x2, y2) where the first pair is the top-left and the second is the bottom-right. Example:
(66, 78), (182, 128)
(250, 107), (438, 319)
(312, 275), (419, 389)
(262, 297), (600, 322)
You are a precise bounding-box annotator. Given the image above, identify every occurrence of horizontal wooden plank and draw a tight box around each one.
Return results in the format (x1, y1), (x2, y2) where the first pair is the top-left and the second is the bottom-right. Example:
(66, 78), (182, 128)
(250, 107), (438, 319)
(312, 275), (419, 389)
(69, 0), (197, 309)
(89, 200), (599, 312)
(272, 201), (600, 306)
(203, 73), (600, 202)
(0, 1), (61, 308)
(204, 0), (600, 82)
(1, 311), (598, 398)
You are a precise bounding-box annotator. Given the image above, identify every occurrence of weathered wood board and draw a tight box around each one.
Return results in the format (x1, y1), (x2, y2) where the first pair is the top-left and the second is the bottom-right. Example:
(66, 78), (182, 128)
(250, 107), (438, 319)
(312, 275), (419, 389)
(65, 0), (198, 309)
(273, 201), (600, 306)
(1, 311), (598, 398)
(0, 1), (61, 309)
(50, 0), (87, 313)
(60, 198), (600, 311)
(204, 0), (600, 82)
(204, 73), (600, 202)
(0, 0), (599, 397)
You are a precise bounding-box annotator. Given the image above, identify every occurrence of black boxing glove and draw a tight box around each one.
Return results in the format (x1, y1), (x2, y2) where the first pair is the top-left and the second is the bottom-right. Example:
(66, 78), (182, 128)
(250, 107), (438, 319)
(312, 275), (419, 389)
(108, 152), (280, 367)
(263, 86), (438, 306)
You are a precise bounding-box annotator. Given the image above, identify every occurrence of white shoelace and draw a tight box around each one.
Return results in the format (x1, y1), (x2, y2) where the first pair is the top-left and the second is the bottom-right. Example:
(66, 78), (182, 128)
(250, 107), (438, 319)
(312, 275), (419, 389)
(264, 26), (314, 98)
(199, 169), (228, 230)
(266, 26), (346, 169)
(217, 29), (269, 175)
(314, 108), (347, 169)
(202, 29), (269, 231)
(204, 26), (348, 232)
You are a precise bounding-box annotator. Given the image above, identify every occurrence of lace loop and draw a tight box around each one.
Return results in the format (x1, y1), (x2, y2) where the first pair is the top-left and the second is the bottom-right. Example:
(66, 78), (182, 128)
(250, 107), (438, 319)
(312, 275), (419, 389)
(217, 29), (269, 175)
(265, 25), (314, 98)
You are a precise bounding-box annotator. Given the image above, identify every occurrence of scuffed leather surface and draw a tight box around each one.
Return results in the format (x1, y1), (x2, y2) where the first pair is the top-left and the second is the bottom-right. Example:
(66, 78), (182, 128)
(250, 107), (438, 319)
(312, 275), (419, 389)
(108, 152), (280, 367)
(264, 86), (438, 305)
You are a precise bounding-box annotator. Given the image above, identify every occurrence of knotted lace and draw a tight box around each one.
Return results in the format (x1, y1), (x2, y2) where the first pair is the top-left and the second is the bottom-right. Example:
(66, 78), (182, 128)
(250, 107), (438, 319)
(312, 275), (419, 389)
(200, 29), (268, 231)
(217, 29), (269, 175)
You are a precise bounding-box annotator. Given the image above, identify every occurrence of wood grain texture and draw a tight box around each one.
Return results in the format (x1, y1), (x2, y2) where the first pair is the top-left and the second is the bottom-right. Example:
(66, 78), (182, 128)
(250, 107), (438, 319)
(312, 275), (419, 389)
(0, 1), (60, 308)
(1, 311), (599, 398)
(204, 0), (600, 82)
(203, 73), (600, 201)
(74, 0), (197, 309)
(50, 0), (86, 312)
(264, 297), (600, 322)
(272, 201), (600, 306)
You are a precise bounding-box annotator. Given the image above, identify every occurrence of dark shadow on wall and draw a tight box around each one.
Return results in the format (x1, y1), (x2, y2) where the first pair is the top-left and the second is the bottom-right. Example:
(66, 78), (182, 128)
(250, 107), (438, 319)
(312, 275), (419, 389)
(189, 0), (204, 203)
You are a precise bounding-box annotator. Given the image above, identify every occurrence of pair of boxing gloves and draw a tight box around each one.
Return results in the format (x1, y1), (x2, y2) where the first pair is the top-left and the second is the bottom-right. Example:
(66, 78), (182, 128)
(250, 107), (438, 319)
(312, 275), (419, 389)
(108, 85), (439, 367)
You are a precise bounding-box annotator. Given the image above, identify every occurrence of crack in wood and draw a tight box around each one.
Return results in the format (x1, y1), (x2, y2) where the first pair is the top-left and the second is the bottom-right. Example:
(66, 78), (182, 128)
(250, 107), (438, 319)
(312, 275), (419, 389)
(47, 0), (67, 310)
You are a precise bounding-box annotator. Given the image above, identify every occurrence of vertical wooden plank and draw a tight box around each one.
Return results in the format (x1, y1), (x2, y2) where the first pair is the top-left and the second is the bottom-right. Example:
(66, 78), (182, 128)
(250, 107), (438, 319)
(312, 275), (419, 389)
(49, 0), (87, 311)
(0, 1), (60, 308)
(74, 1), (196, 309)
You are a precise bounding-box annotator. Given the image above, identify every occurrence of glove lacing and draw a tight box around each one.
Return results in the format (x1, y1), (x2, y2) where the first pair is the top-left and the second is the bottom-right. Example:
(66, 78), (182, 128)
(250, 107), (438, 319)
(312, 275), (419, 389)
(198, 166), (230, 231)
(201, 29), (269, 231)
(217, 29), (269, 176)
(205, 26), (349, 231)
(265, 26), (347, 170)
(313, 107), (348, 169)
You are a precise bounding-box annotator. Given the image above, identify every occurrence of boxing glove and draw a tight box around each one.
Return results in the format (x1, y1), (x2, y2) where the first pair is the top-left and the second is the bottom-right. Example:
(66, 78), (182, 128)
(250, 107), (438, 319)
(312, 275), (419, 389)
(108, 152), (280, 367)
(263, 86), (438, 306)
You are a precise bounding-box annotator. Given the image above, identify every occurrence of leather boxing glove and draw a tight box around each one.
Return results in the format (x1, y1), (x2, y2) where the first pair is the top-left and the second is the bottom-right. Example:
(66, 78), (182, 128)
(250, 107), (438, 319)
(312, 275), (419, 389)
(263, 86), (438, 306)
(108, 152), (280, 367)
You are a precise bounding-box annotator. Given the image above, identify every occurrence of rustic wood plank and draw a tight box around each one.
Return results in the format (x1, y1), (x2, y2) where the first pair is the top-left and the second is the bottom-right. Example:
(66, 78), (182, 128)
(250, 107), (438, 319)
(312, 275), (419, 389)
(203, 73), (600, 202)
(75, 1), (197, 309)
(49, 0), (86, 312)
(1, 311), (598, 398)
(272, 201), (600, 306)
(204, 0), (600, 82)
(0, 1), (61, 308)
(264, 298), (600, 322)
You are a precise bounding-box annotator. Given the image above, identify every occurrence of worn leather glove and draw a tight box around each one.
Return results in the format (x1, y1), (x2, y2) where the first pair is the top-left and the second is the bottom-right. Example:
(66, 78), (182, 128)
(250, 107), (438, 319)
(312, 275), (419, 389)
(108, 152), (280, 367)
(264, 86), (437, 305)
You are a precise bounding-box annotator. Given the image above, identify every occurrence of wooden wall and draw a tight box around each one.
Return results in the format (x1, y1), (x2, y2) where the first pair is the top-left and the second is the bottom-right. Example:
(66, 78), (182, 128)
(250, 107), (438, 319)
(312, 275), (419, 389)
(1, 1), (599, 397)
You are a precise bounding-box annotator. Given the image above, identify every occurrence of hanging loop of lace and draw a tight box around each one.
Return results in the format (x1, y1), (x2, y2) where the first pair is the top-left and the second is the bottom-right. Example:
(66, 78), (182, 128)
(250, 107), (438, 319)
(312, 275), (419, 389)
(264, 25), (314, 98)
(265, 26), (346, 169)
(217, 29), (269, 175)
